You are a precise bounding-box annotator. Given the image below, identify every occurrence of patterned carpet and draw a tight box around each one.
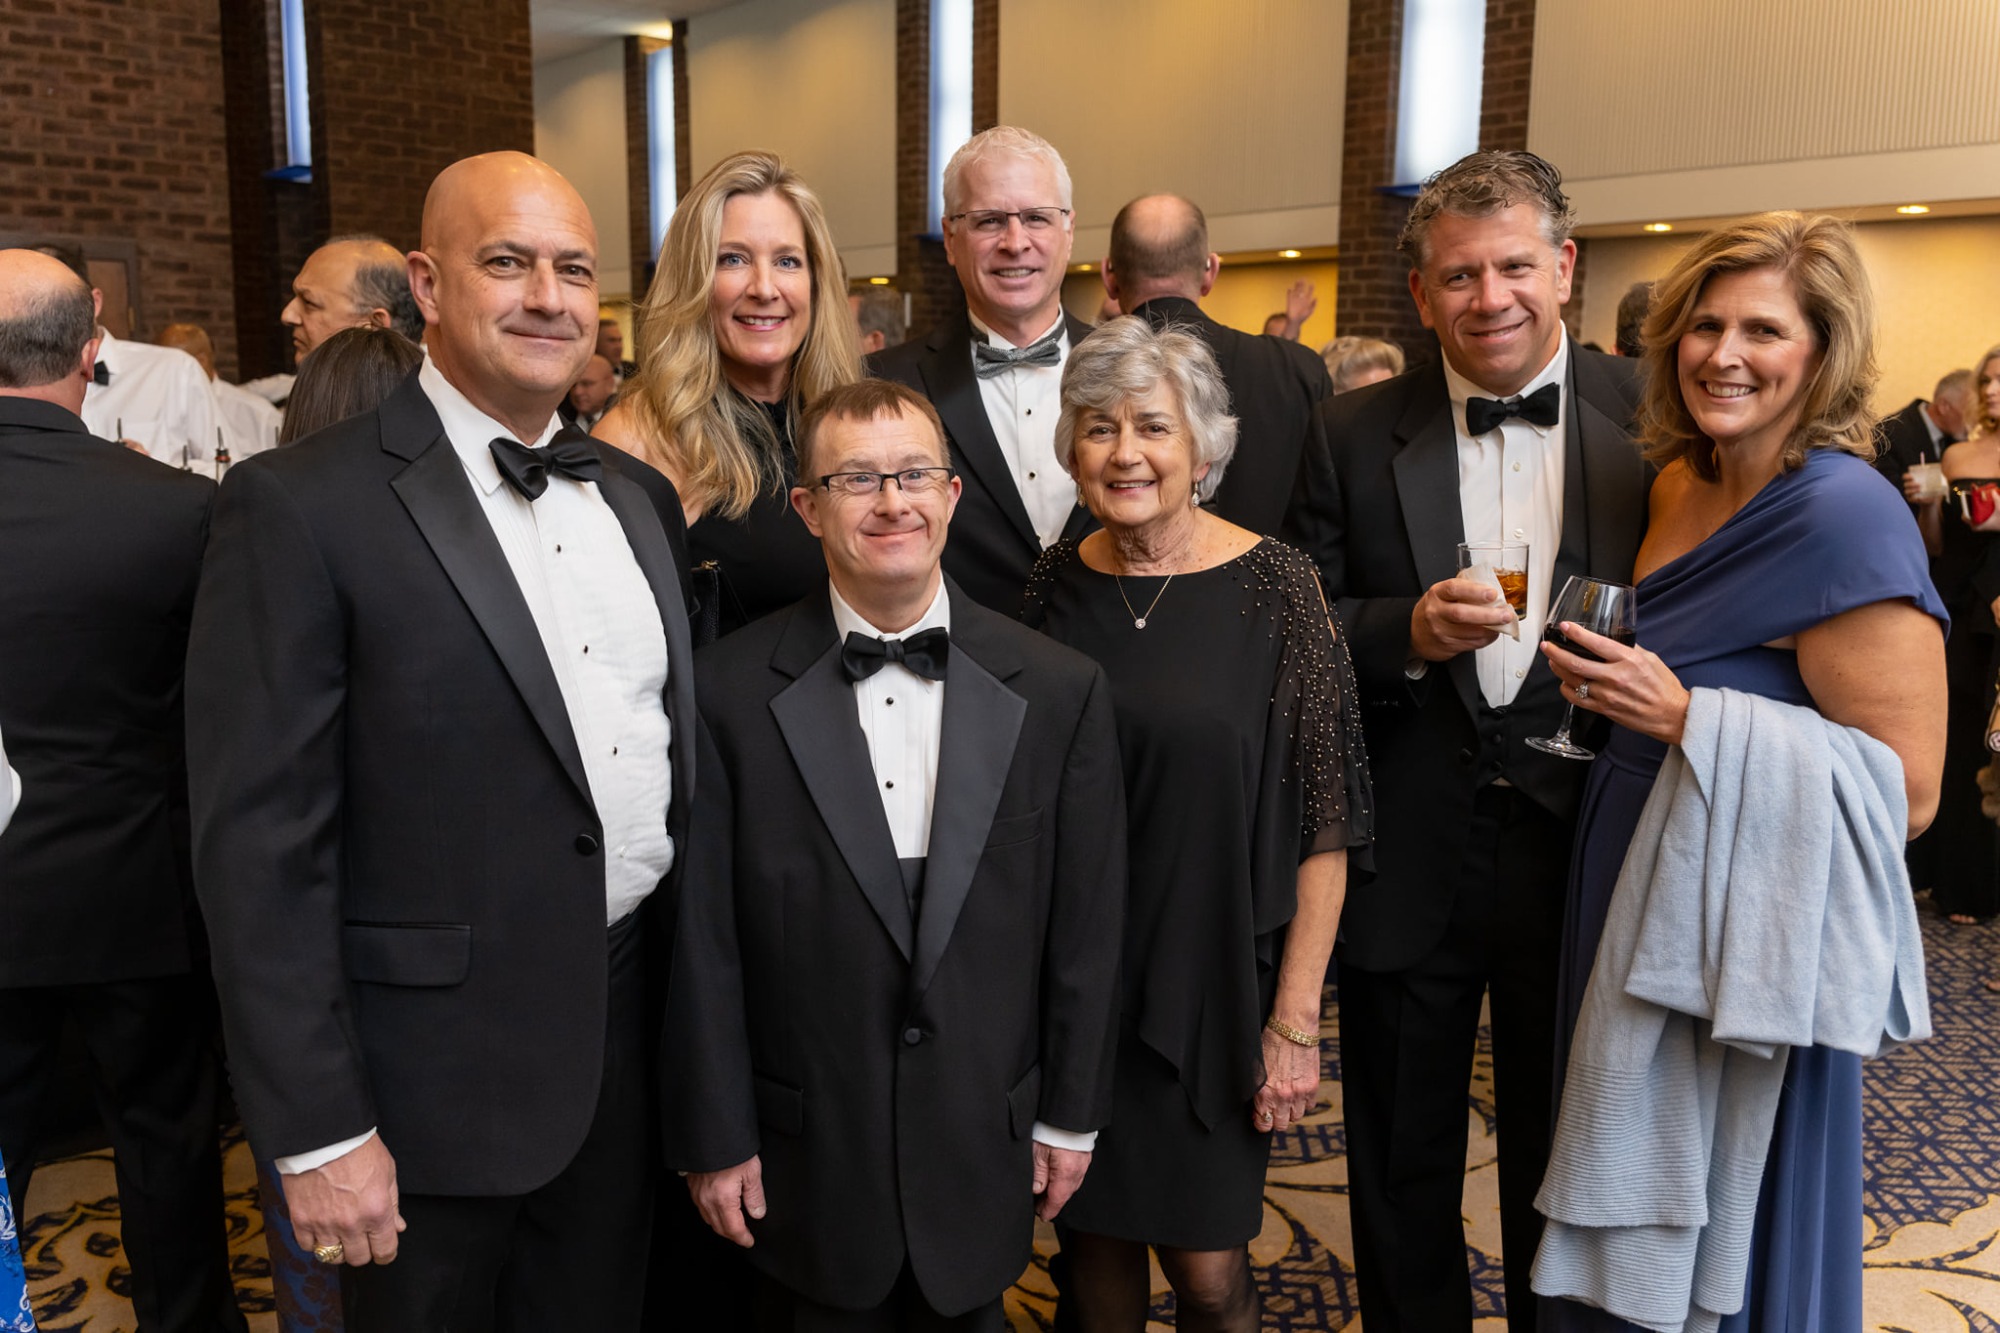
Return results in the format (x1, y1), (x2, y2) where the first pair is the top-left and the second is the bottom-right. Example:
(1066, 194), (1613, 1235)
(12, 909), (2000, 1331)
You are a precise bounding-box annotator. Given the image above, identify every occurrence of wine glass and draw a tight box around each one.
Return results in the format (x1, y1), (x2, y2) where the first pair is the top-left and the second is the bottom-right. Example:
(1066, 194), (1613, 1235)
(1525, 575), (1637, 761)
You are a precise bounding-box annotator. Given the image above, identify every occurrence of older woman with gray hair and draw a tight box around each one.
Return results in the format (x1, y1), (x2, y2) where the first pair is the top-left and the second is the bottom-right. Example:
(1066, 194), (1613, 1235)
(1023, 316), (1373, 1331)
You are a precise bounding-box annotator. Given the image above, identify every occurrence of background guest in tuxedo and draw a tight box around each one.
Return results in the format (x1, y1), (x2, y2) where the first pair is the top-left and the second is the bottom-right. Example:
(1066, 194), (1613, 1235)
(1101, 194), (1333, 536)
(869, 126), (1097, 614)
(666, 378), (1125, 1332)
(1023, 318), (1371, 1332)
(274, 325), (425, 447)
(1612, 281), (1653, 358)
(562, 352), (619, 431)
(598, 315), (638, 382)
(0, 248), (245, 1332)
(597, 149), (861, 642)
(1285, 150), (1648, 1333)
(850, 285), (907, 355)
(1878, 367), (1970, 506)
(188, 152), (695, 1329)
(1320, 335), (1406, 395)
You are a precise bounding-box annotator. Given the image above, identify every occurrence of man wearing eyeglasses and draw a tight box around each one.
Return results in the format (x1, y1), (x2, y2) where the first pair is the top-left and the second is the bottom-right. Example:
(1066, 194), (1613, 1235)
(665, 378), (1125, 1332)
(869, 125), (1097, 614)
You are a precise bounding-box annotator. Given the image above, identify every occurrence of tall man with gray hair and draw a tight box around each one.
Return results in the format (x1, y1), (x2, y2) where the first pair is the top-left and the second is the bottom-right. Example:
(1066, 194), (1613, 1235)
(1286, 151), (1649, 1333)
(870, 126), (1097, 613)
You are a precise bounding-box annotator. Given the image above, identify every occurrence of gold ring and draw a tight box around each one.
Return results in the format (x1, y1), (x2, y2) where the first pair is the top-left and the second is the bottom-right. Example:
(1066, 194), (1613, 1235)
(313, 1242), (345, 1264)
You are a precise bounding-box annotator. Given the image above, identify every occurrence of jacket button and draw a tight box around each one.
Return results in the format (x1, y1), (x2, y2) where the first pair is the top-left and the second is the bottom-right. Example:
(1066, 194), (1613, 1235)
(575, 833), (600, 855)
(1458, 748), (1475, 767)
(902, 1027), (924, 1046)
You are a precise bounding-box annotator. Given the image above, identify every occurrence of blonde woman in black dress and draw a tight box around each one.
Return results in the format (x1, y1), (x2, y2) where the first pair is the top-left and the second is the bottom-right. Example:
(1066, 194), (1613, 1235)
(1023, 317), (1373, 1330)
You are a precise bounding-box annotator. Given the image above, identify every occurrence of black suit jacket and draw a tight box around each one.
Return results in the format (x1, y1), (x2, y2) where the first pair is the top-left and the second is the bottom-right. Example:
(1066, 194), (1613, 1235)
(867, 310), (1098, 613)
(186, 371), (697, 1196)
(1874, 398), (1949, 488)
(664, 582), (1124, 1316)
(1130, 295), (1333, 535)
(0, 397), (214, 988)
(1284, 344), (1647, 971)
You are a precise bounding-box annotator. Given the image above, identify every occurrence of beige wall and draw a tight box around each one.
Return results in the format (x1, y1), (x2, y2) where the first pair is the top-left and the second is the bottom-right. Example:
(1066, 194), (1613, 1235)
(1531, 0), (2000, 226)
(1062, 259), (1340, 348)
(1003, 0), (1346, 260)
(686, 0), (897, 280)
(1580, 216), (2000, 412)
(534, 40), (635, 298)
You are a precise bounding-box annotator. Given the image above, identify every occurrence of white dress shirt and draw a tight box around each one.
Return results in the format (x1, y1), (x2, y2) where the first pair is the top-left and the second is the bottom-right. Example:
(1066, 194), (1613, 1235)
(276, 357), (675, 1177)
(80, 329), (219, 467)
(211, 377), (282, 460)
(827, 578), (1095, 1152)
(968, 310), (1075, 549)
(1442, 338), (1569, 710)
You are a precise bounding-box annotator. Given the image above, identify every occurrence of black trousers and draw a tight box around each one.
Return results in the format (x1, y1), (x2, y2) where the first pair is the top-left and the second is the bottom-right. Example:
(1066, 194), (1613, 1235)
(752, 1262), (1005, 1333)
(1339, 783), (1570, 1333)
(340, 913), (656, 1332)
(0, 970), (247, 1333)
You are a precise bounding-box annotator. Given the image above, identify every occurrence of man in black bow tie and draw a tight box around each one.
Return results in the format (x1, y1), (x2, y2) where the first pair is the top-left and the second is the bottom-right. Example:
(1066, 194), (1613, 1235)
(187, 151), (695, 1328)
(1284, 150), (1647, 1333)
(665, 378), (1125, 1332)
(869, 126), (1099, 613)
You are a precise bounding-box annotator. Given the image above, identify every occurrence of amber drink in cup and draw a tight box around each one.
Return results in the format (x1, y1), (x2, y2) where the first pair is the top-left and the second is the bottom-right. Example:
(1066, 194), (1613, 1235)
(1457, 541), (1529, 620)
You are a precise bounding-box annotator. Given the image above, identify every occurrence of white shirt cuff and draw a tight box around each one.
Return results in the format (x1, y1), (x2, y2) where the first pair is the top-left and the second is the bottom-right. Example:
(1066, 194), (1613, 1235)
(274, 1127), (377, 1175)
(1031, 1121), (1097, 1152)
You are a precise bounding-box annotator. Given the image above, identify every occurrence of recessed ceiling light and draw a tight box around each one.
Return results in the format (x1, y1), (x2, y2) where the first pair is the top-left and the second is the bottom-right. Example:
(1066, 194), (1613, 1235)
(1279, 249), (1302, 259)
(1643, 222), (1673, 233)
(1077, 263), (1093, 272)
(1896, 204), (1931, 215)
(867, 276), (890, 285)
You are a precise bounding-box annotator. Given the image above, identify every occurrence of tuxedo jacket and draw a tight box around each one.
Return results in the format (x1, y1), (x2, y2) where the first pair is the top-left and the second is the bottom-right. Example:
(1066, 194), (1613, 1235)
(1284, 344), (1647, 971)
(0, 397), (214, 988)
(1130, 295), (1333, 536)
(186, 371), (696, 1196)
(663, 582), (1125, 1316)
(868, 310), (1098, 613)
(1873, 398), (1945, 489)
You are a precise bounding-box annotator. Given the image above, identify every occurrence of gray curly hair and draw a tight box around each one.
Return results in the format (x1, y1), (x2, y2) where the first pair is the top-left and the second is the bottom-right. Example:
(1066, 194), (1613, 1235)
(1055, 316), (1238, 503)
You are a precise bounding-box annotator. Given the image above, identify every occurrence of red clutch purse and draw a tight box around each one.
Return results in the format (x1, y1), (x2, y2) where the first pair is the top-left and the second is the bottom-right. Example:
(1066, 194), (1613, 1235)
(1962, 482), (2000, 532)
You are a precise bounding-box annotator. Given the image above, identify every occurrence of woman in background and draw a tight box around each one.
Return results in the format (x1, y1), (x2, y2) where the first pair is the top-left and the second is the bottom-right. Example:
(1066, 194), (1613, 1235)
(1318, 335), (1404, 394)
(595, 150), (861, 640)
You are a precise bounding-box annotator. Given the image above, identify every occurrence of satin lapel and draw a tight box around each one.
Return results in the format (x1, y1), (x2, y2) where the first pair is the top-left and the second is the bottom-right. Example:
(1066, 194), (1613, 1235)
(597, 460), (698, 835)
(1571, 353), (1648, 579)
(769, 609), (914, 961)
(1055, 313), (1100, 542)
(923, 315), (1039, 550)
(1389, 369), (1483, 721)
(390, 436), (594, 807)
(1555, 355), (1591, 585)
(911, 592), (1026, 999)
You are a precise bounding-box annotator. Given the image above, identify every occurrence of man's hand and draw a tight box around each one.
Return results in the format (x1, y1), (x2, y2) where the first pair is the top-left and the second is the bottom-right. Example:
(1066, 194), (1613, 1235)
(282, 1134), (405, 1265)
(1031, 1143), (1091, 1222)
(689, 1156), (767, 1247)
(1284, 280), (1318, 335)
(1410, 576), (1515, 661)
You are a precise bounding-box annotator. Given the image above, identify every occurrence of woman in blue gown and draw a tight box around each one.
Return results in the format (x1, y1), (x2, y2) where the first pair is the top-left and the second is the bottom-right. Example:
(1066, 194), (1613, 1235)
(1537, 213), (1948, 1331)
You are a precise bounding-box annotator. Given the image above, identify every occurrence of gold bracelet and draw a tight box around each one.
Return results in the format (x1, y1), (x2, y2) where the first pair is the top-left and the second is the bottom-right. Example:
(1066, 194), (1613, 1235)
(1264, 1015), (1319, 1047)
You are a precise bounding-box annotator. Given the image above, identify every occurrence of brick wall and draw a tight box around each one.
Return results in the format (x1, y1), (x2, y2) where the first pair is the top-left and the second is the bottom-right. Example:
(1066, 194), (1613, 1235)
(624, 36), (653, 293)
(1336, 0), (1433, 359)
(895, 0), (960, 337)
(971, 0), (998, 134)
(0, 0), (241, 374)
(306, 0), (535, 248)
(1478, 0), (1535, 152)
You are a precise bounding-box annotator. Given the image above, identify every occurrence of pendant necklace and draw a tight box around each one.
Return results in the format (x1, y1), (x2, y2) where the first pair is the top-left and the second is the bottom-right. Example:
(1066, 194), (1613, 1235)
(1115, 573), (1176, 630)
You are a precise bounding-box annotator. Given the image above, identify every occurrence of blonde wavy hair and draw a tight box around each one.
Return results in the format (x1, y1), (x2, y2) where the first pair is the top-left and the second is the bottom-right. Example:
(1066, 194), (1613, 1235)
(625, 151), (861, 520)
(1969, 345), (2000, 441)
(1637, 211), (1878, 481)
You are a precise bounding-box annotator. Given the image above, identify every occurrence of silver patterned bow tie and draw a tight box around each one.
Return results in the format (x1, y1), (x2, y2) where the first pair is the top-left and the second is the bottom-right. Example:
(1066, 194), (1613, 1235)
(972, 326), (1063, 378)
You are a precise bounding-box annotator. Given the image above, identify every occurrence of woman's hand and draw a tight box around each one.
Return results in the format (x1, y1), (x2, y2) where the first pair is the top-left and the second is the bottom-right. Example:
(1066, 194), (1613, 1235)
(1540, 621), (1692, 746)
(1252, 1025), (1320, 1133)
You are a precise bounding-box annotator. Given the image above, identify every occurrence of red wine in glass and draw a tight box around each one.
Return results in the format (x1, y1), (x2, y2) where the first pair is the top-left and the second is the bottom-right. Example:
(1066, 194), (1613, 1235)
(1526, 575), (1638, 760)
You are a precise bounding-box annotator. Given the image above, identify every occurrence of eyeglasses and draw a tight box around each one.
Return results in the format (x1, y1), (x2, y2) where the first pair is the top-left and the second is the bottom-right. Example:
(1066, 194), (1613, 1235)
(815, 467), (957, 497)
(944, 207), (1072, 236)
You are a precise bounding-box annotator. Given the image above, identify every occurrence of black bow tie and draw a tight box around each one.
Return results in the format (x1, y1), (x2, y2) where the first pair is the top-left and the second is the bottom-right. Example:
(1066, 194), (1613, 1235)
(1464, 382), (1561, 437)
(92, 361), (110, 386)
(489, 428), (603, 500)
(841, 627), (950, 683)
(972, 326), (1063, 378)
